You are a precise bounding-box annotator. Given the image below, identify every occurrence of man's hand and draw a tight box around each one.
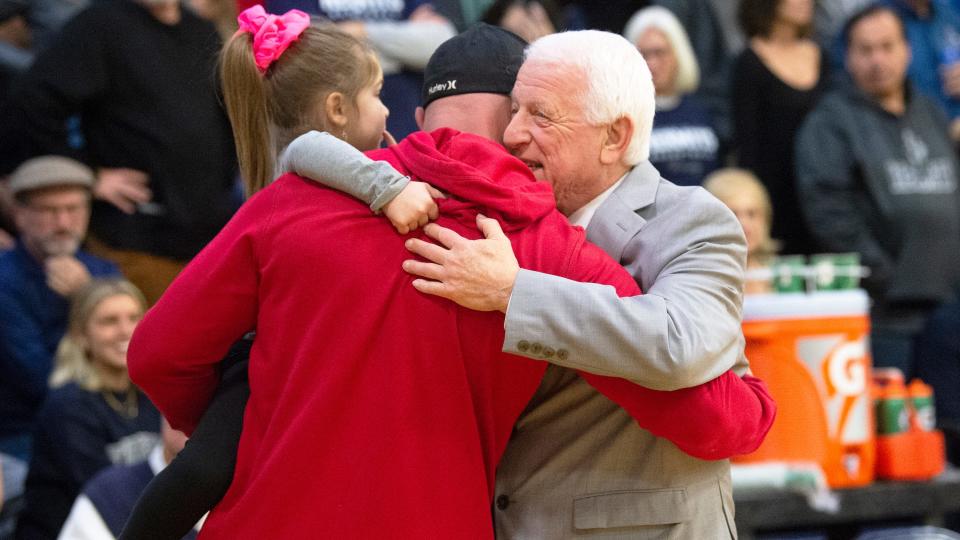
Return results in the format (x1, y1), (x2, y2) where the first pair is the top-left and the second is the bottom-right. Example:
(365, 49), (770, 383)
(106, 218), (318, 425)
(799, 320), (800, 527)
(94, 168), (152, 214)
(402, 214), (519, 312)
(950, 118), (960, 142)
(383, 130), (397, 147)
(337, 20), (366, 39)
(943, 61), (960, 98)
(0, 229), (13, 251)
(500, 2), (555, 43)
(408, 3), (449, 24)
(383, 181), (444, 234)
(45, 255), (92, 297)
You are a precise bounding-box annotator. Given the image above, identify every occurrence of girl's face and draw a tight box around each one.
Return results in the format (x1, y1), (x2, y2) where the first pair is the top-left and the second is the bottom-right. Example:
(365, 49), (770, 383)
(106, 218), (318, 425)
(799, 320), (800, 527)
(637, 28), (678, 96)
(346, 62), (390, 151)
(84, 294), (142, 372)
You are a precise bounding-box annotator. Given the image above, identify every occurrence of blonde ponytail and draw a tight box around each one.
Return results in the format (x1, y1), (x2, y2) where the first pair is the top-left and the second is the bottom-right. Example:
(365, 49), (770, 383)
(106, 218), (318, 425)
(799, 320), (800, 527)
(221, 32), (275, 196)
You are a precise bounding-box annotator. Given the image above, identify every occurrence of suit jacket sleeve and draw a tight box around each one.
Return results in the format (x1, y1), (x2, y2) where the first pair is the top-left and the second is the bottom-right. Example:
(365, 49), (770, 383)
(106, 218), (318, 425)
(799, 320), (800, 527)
(557, 239), (775, 459)
(504, 186), (748, 391)
(127, 192), (263, 435)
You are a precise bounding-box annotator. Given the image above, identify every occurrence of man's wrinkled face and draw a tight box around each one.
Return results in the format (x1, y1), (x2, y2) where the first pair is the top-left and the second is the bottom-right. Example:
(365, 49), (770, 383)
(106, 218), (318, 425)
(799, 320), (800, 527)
(846, 11), (910, 100)
(503, 60), (610, 216)
(14, 186), (90, 258)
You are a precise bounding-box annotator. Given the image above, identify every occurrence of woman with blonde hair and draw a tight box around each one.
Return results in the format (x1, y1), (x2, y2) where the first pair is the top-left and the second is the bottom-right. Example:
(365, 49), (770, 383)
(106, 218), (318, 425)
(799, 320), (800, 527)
(16, 279), (160, 540)
(624, 5), (721, 186)
(704, 168), (780, 294)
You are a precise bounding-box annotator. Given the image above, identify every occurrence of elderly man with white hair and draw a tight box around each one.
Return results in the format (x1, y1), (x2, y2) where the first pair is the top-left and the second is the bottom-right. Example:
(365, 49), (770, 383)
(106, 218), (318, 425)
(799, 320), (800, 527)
(403, 30), (748, 539)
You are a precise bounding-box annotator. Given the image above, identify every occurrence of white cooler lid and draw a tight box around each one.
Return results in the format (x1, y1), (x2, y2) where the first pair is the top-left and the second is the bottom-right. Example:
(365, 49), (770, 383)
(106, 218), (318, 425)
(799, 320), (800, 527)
(742, 290), (870, 322)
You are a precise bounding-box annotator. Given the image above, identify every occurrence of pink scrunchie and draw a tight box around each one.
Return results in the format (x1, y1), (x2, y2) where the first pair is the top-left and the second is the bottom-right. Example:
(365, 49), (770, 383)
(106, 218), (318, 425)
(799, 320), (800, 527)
(237, 5), (311, 73)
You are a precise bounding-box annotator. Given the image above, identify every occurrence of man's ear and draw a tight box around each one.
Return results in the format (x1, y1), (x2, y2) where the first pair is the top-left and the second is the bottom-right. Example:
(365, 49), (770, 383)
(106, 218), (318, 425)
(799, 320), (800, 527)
(324, 92), (349, 132)
(415, 106), (425, 130)
(600, 116), (634, 165)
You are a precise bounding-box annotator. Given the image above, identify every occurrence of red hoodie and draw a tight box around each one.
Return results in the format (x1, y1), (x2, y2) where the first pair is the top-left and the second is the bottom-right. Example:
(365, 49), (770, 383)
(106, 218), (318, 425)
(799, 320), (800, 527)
(129, 129), (773, 539)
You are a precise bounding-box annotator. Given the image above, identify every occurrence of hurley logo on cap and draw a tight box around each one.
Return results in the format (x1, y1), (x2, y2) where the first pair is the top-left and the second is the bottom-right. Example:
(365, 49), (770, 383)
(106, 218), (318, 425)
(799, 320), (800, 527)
(428, 80), (458, 95)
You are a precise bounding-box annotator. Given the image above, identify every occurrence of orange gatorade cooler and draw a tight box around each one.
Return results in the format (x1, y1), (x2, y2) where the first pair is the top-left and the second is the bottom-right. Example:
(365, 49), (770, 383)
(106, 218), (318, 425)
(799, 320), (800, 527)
(734, 290), (875, 488)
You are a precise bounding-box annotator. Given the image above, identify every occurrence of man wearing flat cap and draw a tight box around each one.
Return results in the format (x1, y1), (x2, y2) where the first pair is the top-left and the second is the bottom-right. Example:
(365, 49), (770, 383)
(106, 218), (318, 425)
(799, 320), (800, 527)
(0, 156), (119, 467)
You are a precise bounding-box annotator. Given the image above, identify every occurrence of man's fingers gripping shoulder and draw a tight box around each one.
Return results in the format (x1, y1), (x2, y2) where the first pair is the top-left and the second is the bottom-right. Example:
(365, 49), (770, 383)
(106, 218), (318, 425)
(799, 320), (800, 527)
(411, 278), (453, 299)
(405, 238), (449, 264)
(476, 214), (507, 240)
(423, 223), (466, 249)
(402, 259), (445, 281)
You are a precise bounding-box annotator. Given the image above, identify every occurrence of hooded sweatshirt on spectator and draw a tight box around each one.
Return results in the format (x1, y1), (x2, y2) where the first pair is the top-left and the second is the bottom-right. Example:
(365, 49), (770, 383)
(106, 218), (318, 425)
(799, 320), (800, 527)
(797, 81), (960, 331)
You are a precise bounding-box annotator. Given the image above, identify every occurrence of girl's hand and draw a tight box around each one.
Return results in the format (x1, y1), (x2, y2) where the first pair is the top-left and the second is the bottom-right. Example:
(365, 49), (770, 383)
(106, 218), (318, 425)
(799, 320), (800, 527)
(383, 130), (397, 147)
(383, 181), (445, 234)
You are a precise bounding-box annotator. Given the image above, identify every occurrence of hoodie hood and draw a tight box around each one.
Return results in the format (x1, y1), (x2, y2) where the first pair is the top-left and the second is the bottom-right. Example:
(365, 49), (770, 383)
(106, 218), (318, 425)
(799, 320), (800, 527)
(369, 128), (558, 232)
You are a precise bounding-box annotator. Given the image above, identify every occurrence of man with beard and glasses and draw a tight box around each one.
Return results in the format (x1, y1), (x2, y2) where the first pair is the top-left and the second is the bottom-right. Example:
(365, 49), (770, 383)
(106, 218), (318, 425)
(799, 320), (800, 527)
(0, 156), (119, 469)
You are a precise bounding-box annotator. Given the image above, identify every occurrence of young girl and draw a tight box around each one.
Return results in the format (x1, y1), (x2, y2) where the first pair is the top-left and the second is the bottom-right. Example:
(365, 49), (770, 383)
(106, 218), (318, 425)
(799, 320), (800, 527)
(119, 8), (438, 539)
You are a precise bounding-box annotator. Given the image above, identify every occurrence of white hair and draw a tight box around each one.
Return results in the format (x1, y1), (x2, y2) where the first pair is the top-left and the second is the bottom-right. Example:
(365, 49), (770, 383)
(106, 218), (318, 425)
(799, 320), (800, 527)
(525, 30), (655, 165)
(623, 6), (701, 95)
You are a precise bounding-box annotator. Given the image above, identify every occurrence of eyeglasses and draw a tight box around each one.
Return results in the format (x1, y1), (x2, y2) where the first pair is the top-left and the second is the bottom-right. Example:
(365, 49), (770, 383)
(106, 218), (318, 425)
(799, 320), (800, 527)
(25, 203), (89, 219)
(638, 46), (671, 61)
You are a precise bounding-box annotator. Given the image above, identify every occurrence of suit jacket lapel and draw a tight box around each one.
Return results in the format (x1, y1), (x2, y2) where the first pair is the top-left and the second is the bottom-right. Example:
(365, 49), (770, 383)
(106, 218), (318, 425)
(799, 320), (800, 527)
(585, 162), (660, 262)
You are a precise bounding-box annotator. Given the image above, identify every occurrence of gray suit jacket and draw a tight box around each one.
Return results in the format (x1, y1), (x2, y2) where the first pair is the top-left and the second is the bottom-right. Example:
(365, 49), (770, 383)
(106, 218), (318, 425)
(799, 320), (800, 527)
(496, 162), (749, 539)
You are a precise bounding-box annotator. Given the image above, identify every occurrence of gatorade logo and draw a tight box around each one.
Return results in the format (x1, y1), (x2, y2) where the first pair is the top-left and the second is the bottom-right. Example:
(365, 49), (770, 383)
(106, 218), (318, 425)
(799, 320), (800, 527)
(820, 339), (870, 444)
(428, 80), (458, 95)
(825, 342), (867, 397)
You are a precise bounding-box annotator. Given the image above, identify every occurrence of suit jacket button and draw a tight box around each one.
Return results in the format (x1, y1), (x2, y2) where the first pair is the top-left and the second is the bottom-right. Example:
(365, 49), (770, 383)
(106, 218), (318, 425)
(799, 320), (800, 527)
(531, 342), (543, 355)
(517, 340), (530, 352)
(496, 495), (510, 510)
(542, 347), (555, 359)
(557, 349), (569, 361)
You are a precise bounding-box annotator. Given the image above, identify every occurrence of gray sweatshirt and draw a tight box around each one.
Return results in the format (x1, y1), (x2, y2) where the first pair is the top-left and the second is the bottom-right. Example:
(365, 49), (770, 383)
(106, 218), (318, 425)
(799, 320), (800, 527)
(796, 82), (960, 330)
(278, 131), (410, 212)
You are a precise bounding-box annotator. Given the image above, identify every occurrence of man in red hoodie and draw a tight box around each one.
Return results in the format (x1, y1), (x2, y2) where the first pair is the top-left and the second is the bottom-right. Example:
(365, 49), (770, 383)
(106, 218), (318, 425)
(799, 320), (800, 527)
(128, 25), (773, 539)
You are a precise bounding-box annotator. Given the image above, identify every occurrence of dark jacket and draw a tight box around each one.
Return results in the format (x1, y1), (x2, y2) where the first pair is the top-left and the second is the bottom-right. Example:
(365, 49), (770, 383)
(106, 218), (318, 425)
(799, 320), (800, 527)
(0, 0), (237, 260)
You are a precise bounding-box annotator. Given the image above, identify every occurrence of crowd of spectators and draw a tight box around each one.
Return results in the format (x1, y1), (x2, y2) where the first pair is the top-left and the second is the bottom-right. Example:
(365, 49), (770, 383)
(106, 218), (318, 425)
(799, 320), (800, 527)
(0, 0), (958, 538)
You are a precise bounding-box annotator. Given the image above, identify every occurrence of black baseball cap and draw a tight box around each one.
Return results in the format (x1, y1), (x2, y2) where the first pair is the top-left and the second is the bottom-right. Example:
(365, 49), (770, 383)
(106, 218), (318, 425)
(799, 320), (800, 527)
(421, 23), (527, 108)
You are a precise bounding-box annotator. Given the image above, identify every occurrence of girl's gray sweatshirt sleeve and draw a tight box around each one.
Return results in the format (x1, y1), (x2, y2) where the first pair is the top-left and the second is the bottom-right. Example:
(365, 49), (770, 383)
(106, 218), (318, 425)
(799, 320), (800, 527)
(278, 130), (410, 212)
